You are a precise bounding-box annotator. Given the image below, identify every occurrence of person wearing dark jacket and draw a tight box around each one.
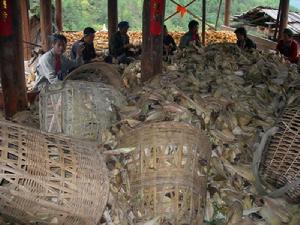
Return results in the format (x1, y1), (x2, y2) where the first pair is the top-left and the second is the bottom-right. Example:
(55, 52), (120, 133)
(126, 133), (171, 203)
(276, 28), (299, 63)
(71, 27), (97, 63)
(234, 27), (256, 50)
(109, 21), (135, 64)
(163, 25), (177, 55)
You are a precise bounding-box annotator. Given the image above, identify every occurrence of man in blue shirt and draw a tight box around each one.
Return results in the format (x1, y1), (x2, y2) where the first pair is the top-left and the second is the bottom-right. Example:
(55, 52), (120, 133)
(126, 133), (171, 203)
(179, 20), (201, 48)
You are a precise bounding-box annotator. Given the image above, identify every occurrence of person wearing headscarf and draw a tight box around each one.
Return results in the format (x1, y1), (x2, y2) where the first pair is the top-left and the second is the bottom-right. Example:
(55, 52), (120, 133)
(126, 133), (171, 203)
(109, 21), (135, 64)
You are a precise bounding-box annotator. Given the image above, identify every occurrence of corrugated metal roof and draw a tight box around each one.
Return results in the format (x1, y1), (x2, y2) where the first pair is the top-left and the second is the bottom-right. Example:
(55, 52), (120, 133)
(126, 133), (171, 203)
(234, 7), (300, 34)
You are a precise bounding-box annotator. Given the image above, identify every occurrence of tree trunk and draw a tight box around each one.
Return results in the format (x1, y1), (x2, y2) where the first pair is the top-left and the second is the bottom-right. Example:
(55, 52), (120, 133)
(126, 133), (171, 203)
(141, 0), (166, 82)
(0, 0), (28, 118)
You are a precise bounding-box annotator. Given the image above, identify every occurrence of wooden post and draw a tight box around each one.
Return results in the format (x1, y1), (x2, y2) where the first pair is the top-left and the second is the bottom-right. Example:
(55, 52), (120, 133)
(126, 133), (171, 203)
(0, 0), (28, 118)
(40, 0), (52, 52)
(141, 0), (166, 82)
(224, 0), (231, 26)
(55, 0), (63, 32)
(20, 0), (31, 60)
(108, 0), (118, 41)
(273, 0), (282, 41)
(278, 0), (289, 40)
(202, 0), (206, 46)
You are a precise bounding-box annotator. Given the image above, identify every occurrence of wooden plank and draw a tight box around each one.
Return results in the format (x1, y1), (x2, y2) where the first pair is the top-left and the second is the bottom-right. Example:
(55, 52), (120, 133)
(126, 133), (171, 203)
(0, 0), (28, 118)
(108, 0), (118, 41)
(20, 0), (31, 60)
(55, 0), (63, 32)
(40, 0), (52, 52)
(221, 25), (277, 50)
(141, 0), (166, 82)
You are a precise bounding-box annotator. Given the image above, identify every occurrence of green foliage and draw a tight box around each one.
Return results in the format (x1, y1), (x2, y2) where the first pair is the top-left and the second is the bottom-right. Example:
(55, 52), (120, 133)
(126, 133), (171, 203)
(29, 0), (291, 32)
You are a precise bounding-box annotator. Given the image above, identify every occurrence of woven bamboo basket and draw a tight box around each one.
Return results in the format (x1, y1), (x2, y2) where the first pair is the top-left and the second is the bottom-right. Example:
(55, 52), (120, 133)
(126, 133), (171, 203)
(64, 62), (123, 89)
(39, 80), (125, 141)
(0, 120), (109, 225)
(258, 105), (300, 202)
(119, 122), (211, 225)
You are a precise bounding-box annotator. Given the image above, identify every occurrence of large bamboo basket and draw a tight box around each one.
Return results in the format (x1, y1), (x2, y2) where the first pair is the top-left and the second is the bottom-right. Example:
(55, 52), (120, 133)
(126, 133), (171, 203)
(119, 122), (211, 225)
(64, 62), (123, 89)
(259, 105), (300, 202)
(39, 80), (125, 141)
(0, 120), (109, 225)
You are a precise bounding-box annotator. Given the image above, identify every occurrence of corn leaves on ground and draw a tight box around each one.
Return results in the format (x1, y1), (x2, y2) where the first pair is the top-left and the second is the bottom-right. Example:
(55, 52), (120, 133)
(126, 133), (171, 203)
(104, 44), (300, 225)
(8, 39), (300, 225)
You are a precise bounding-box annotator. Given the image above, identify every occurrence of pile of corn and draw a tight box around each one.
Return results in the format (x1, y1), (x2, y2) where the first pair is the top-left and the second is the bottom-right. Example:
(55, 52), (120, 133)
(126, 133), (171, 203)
(63, 30), (237, 50)
(205, 30), (237, 45)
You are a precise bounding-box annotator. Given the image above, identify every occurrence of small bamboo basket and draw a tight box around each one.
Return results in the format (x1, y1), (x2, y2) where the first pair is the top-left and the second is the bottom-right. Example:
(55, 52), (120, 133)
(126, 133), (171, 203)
(259, 106), (300, 202)
(0, 120), (109, 225)
(39, 80), (125, 141)
(119, 122), (211, 225)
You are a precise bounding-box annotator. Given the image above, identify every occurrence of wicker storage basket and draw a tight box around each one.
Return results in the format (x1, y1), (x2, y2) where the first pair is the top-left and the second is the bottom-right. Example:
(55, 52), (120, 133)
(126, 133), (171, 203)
(119, 122), (211, 225)
(39, 80), (125, 141)
(0, 120), (109, 225)
(258, 106), (300, 202)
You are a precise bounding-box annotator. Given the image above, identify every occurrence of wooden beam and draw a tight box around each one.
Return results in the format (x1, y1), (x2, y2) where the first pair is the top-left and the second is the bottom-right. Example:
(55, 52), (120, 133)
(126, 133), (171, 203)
(215, 0), (223, 30)
(40, 0), (52, 52)
(20, 0), (31, 60)
(0, 0), (28, 118)
(55, 0), (63, 32)
(108, 0), (118, 41)
(278, 0), (289, 40)
(141, 0), (166, 82)
(164, 0), (195, 22)
(168, 0), (214, 29)
(224, 0), (231, 26)
(202, 0), (206, 46)
(273, 0), (282, 41)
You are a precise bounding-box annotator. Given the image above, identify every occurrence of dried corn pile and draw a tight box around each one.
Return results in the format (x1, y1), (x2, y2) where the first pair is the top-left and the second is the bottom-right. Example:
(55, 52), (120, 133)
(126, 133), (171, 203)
(63, 31), (236, 51)
(205, 30), (237, 45)
(63, 31), (143, 51)
(102, 44), (300, 225)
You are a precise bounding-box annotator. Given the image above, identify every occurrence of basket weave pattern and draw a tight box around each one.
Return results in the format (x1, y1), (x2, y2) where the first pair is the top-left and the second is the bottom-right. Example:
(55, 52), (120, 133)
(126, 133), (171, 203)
(260, 106), (300, 202)
(120, 122), (211, 225)
(0, 120), (109, 225)
(39, 80), (124, 141)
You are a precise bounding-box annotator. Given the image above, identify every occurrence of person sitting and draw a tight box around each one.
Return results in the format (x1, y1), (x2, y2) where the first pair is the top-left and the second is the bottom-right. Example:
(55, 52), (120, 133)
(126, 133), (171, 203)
(234, 27), (256, 50)
(109, 21), (135, 64)
(34, 34), (84, 91)
(71, 27), (97, 63)
(179, 20), (201, 48)
(276, 28), (299, 63)
(163, 25), (177, 55)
